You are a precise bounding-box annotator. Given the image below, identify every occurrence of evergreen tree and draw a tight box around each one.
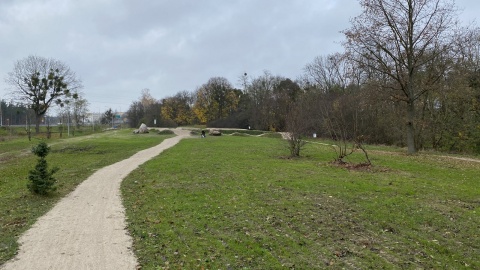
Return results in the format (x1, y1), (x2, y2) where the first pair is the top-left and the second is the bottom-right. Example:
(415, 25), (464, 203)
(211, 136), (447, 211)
(28, 141), (58, 195)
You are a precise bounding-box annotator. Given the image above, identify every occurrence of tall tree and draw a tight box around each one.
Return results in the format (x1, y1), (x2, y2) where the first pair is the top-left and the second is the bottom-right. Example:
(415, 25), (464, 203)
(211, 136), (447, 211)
(139, 89), (159, 126)
(161, 91), (196, 126)
(61, 90), (88, 128)
(5, 55), (82, 134)
(193, 77), (239, 124)
(304, 53), (349, 93)
(272, 78), (302, 131)
(126, 101), (145, 128)
(101, 108), (114, 126)
(343, 0), (460, 154)
(303, 53), (365, 94)
(245, 71), (282, 130)
(140, 88), (155, 109)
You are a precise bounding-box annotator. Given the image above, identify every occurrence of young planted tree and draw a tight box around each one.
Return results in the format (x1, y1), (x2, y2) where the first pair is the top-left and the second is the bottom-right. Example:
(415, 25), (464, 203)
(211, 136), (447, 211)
(285, 106), (308, 157)
(28, 141), (59, 195)
(343, 0), (460, 154)
(284, 92), (318, 157)
(5, 55), (83, 134)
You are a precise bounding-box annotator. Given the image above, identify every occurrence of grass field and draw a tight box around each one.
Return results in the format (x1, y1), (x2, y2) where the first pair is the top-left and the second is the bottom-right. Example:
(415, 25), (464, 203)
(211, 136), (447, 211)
(121, 135), (479, 269)
(0, 129), (172, 264)
(1, 129), (479, 269)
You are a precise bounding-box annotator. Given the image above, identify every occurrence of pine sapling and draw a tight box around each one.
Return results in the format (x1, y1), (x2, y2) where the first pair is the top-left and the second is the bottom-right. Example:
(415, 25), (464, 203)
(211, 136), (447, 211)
(28, 141), (59, 195)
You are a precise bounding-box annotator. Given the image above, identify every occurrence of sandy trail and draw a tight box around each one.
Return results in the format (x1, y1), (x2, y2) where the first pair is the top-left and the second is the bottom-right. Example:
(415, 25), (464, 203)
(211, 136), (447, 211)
(1, 129), (191, 270)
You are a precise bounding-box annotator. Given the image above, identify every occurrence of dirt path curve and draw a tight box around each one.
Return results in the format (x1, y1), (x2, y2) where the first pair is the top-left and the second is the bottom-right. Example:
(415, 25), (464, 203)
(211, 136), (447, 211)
(1, 128), (191, 270)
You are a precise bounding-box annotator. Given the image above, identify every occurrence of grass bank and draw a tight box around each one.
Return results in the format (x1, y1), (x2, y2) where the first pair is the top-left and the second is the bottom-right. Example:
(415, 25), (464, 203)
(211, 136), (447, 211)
(122, 135), (479, 269)
(0, 129), (172, 264)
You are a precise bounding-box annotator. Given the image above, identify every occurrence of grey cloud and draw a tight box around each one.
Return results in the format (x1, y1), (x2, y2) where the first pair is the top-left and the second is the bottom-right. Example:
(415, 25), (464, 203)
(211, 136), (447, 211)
(1, 0), (478, 111)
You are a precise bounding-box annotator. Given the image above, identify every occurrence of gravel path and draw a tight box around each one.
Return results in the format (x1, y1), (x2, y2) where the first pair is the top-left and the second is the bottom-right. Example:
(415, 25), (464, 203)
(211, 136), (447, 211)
(1, 129), (191, 270)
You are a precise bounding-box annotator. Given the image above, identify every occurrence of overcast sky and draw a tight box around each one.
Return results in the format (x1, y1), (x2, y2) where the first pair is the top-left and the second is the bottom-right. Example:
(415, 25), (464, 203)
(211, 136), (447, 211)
(0, 0), (478, 113)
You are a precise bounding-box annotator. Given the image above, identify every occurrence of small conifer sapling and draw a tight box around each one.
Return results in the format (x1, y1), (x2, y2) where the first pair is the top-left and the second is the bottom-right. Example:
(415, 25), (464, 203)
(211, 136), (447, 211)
(28, 141), (59, 195)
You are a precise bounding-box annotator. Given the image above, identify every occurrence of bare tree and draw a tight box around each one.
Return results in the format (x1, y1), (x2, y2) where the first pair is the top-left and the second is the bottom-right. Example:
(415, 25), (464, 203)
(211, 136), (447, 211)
(238, 72), (249, 94)
(245, 71), (283, 130)
(343, 0), (460, 154)
(139, 89), (161, 126)
(126, 101), (145, 128)
(140, 88), (155, 108)
(5, 55), (83, 134)
(304, 53), (351, 92)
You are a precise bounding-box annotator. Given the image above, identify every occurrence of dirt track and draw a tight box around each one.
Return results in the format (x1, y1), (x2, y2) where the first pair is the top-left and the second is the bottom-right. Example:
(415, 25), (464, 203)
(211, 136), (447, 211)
(1, 129), (190, 270)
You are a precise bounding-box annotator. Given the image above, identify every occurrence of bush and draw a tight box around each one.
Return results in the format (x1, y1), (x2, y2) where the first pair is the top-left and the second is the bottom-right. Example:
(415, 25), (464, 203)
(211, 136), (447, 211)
(221, 129), (266, 136)
(230, 132), (249, 137)
(261, 132), (283, 139)
(27, 141), (59, 195)
(157, 129), (175, 135)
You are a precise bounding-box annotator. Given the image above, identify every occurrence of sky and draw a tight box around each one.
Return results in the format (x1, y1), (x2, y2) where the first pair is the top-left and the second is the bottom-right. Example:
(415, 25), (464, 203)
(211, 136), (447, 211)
(0, 0), (478, 113)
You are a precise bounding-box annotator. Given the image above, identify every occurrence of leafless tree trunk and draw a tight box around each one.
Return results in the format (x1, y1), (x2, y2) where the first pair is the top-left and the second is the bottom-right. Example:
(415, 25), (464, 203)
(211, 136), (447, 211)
(343, 0), (460, 154)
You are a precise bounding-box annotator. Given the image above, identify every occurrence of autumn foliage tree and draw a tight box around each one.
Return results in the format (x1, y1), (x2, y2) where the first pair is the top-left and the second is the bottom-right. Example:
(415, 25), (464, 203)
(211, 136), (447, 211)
(193, 77), (241, 124)
(161, 91), (196, 126)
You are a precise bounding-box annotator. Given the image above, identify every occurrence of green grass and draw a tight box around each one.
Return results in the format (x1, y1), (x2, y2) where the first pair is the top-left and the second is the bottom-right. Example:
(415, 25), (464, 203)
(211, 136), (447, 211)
(121, 136), (479, 269)
(2, 130), (479, 268)
(0, 129), (172, 264)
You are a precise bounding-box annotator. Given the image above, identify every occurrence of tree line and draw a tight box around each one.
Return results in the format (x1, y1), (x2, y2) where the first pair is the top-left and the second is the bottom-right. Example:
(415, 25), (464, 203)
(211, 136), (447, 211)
(125, 0), (479, 154)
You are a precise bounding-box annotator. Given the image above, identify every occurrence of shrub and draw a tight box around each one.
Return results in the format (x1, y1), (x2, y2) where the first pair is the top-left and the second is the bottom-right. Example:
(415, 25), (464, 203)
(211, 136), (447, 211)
(157, 129), (175, 135)
(261, 132), (283, 139)
(27, 141), (59, 195)
(231, 132), (249, 137)
(221, 129), (266, 136)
